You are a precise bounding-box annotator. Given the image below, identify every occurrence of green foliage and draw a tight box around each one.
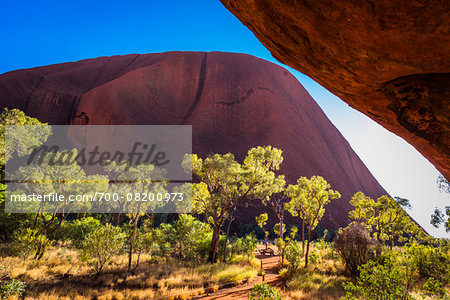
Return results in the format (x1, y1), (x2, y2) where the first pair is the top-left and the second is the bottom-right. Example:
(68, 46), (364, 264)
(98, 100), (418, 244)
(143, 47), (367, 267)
(152, 222), (176, 258)
(437, 174), (450, 194)
(0, 107), (52, 165)
(13, 228), (50, 259)
(10, 149), (110, 241)
(256, 213), (268, 230)
(79, 224), (126, 274)
(0, 278), (26, 300)
(406, 244), (449, 284)
(256, 213), (269, 241)
(342, 255), (413, 300)
(285, 240), (303, 271)
(285, 176), (340, 238)
(422, 277), (448, 299)
(172, 214), (212, 261)
(431, 206), (450, 233)
(0, 213), (34, 243)
(285, 176), (340, 267)
(186, 146), (285, 262)
(55, 217), (102, 248)
(248, 283), (281, 300)
(0, 108), (51, 243)
(273, 223), (286, 238)
(348, 192), (420, 246)
(230, 232), (258, 260)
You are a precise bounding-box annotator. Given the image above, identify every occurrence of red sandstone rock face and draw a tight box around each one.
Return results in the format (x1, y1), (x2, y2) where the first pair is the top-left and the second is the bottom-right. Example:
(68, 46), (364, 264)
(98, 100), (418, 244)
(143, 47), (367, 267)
(220, 0), (450, 180)
(0, 51), (388, 228)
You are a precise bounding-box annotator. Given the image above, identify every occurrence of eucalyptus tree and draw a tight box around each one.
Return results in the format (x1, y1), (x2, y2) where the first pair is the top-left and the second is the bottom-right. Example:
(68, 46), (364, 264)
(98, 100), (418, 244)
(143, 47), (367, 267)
(263, 192), (289, 239)
(431, 175), (450, 232)
(349, 192), (421, 247)
(256, 213), (269, 248)
(104, 161), (167, 272)
(185, 146), (285, 263)
(285, 176), (340, 267)
(0, 108), (52, 241)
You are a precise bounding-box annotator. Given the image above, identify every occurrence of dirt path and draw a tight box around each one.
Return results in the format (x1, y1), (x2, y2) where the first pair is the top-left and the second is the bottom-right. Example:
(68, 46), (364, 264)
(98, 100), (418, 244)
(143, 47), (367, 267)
(195, 248), (282, 299)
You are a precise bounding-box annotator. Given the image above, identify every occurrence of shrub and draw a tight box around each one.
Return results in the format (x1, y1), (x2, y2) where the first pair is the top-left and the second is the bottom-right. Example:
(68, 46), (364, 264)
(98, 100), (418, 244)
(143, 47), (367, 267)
(422, 277), (447, 299)
(285, 240), (303, 271)
(230, 232), (257, 260)
(79, 224), (126, 274)
(55, 217), (101, 248)
(173, 214), (212, 261)
(406, 244), (449, 284)
(334, 222), (375, 277)
(152, 223), (176, 258)
(342, 255), (413, 300)
(0, 278), (26, 300)
(248, 283), (281, 300)
(13, 227), (50, 260)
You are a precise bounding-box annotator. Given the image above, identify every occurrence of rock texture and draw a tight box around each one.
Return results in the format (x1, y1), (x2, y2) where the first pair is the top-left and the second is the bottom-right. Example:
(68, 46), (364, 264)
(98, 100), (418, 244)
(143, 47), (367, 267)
(0, 51), (388, 228)
(220, 0), (450, 179)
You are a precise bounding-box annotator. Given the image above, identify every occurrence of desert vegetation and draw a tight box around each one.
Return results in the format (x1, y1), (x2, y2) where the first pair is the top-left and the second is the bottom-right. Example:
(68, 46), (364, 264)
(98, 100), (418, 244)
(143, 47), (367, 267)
(0, 108), (449, 299)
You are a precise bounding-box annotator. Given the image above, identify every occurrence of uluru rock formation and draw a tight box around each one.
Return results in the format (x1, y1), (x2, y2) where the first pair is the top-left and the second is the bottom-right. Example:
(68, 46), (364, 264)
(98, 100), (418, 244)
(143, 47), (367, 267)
(220, 0), (450, 180)
(0, 51), (388, 228)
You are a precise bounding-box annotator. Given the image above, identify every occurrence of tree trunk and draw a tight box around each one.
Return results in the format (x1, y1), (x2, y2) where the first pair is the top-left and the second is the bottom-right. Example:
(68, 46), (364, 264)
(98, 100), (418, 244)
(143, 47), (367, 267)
(115, 213), (122, 226)
(301, 219), (305, 251)
(223, 217), (234, 262)
(208, 225), (221, 263)
(128, 213), (140, 273)
(305, 231), (312, 268)
(279, 219), (284, 240)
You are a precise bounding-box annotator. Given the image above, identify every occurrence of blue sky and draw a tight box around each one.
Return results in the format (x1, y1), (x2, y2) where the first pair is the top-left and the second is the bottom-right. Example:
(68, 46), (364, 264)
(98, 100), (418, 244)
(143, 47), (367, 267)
(1, 1), (448, 237)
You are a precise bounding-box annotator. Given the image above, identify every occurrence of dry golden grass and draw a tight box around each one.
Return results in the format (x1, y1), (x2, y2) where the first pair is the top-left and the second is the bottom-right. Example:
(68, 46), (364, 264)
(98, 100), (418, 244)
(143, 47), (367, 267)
(0, 245), (257, 299)
(279, 243), (347, 300)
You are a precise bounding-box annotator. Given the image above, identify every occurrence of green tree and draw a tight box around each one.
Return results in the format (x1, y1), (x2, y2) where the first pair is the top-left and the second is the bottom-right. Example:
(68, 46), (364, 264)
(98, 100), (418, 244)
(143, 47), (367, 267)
(185, 146), (285, 263)
(264, 192), (289, 240)
(285, 176), (340, 267)
(79, 223), (126, 275)
(172, 214), (212, 261)
(0, 108), (52, 165)
(55, 217), (102, 248)
(431, 206), (450, 232)
(256, 213), (269, 248)
(349, 192), (420, 247)
(0, 108), (52, 242)
(13, 228), (50, 260)
(431, 175), (450, 232)
(10, 150), (109, 259)
(104, 161), (167, 272)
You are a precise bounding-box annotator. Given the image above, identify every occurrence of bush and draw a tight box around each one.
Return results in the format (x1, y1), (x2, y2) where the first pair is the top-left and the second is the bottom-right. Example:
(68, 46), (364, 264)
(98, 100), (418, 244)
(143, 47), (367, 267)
(285, 240), (303, 271)
(334, 222), (375, 277)
(152, 223), (176, 259)
(0, 278), (26, 300)
(55, 217), (101, 248)
(173, 214), (212, 261)
(406, 244), (449, 284)
(230, 232), (257, 260)
(248, 283), (281, 300)
(79, 224), (126, 274)
(422, 277), (447, 299)
(342, 254), (413, 300)
(13, 228), (50, 260)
